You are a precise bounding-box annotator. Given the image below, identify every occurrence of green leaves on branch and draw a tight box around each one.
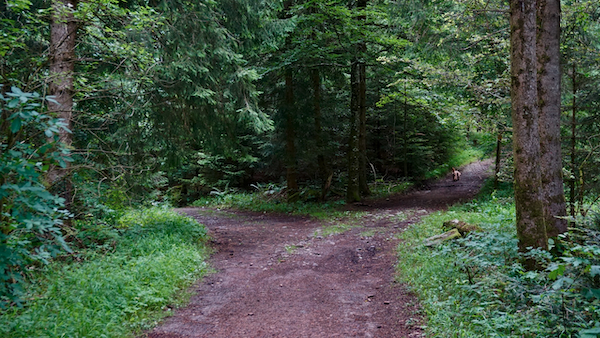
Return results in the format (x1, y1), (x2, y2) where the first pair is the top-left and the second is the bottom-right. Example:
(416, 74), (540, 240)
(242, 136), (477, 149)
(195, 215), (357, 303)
(0, 86), (72, 307)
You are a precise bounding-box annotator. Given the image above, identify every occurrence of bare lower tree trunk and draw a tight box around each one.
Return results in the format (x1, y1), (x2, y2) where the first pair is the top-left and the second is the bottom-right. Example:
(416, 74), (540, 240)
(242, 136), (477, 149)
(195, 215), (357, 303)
(282, 0), (298, 203)
(569, 65), (578, 218)
(48, 0), (78, 208)
(346, 0), (368, 203)
(537, 0), (567, 237)
(402, 83), (408, 177)
(311, 68), (331, 200)
(346, 61), (361, 203)
(358, 56), (370, 196)
(285, 68), (298, 202)
(510, 0), (548, 258)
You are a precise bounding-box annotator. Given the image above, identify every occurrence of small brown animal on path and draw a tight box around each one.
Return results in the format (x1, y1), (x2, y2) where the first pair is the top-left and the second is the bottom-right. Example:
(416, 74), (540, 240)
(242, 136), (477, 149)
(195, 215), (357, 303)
(452, 167), (461, 181)
(145, 159), (493, 338)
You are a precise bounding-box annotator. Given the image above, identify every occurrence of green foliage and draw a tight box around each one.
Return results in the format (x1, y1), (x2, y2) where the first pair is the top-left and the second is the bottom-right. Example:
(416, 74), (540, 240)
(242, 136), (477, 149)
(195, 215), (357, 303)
(0, 87), (71, 307)
(424, 148), (484, 180)
(67, 1), (178, 215)
(414, 133), (487, 181)
(0, 207), (209, 337)
(397, 187), (600, 337)
(562, 0), (600, 208)
(167, 151), (261, 206)
(67, 0), (274, 211)
(193, 184), (347, 218)
(143, 0), (272, 154)
(316, 210), (368, 237)
(467, 131), (498, 157)
(374, 57), (477, 179)
(382, 0), (510, 180)
(0, 1), (48, 89)
(70, 218), (120, 254)
(369, 180), (413, 199)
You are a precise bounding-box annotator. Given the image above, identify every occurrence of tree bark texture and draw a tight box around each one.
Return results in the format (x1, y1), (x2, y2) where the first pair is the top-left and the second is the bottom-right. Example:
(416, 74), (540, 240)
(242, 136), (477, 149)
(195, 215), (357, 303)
(347, 0), (368, 203)
(570, 66), (577, 217)
(311, 68), (331, 200)
(510, 0), (548, 253)
(358, 0), (370, 196)
(281, 0), (298, 203)
(49, 0), (77, 150)
(48, 0), (78, 206)
(537, 0), (567, 237)
(346, 61), (361, 203)
(403, 84), (408, 177)
(284, 68), (299, 202)
(358, 54), (370, 196)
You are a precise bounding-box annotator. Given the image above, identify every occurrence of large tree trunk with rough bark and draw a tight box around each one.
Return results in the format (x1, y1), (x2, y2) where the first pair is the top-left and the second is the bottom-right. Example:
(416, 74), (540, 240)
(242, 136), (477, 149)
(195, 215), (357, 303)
(537, 0), (567, 237)
(510, 0), (548, 256)
(48, 0), (78, 207)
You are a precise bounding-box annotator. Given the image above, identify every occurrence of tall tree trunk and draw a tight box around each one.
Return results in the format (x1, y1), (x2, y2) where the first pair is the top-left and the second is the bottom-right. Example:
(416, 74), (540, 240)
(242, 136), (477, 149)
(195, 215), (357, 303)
(308, 4), (330, 201)
(569, 64), (577, 218)
(285, 68), (299, 202)
(311, 68), (330, 200)
(346, 0), (368, 203)
(403, 82), (408, 177)
(282, 0), (298, 203)
(537, 0), (567, 237)
(510, 0), (548, 257)
(358, 53), (370, 196)
(346, 61), (361, 203)
(48, 0), (78, 208)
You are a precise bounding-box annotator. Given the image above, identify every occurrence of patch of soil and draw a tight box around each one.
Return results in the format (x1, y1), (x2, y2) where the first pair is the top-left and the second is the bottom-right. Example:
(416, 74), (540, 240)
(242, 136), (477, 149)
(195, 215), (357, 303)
(145, 160), (493, 338)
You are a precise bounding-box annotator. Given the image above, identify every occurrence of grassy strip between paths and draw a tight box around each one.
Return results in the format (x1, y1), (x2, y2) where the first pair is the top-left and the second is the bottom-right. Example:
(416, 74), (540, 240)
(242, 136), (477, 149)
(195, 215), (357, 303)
(396, 185), (600, 337)
(0, 207), (210, 338)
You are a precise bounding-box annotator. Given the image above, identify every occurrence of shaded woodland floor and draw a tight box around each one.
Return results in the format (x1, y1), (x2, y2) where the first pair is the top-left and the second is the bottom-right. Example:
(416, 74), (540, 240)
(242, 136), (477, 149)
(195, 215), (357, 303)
(145, 159), (493, 338)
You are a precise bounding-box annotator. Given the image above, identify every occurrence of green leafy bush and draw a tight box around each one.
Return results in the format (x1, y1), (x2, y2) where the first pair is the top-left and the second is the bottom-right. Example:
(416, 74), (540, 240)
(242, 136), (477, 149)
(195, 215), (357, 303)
(0, 87), (71, 307)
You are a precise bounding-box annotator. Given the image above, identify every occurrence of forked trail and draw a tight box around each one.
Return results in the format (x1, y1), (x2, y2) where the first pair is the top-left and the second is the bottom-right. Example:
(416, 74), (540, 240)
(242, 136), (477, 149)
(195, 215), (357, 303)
(146, 160), (493, 338)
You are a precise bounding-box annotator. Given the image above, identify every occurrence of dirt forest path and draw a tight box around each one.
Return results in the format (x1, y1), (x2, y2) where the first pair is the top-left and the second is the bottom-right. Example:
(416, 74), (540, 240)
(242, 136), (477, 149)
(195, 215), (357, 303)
(146, 159), (493, 338)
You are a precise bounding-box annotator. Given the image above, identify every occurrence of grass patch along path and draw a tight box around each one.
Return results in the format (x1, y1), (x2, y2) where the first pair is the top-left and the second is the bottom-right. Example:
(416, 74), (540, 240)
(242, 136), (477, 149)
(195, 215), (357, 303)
(147, 160), (492, 337)
(0, 208), (210, 338)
